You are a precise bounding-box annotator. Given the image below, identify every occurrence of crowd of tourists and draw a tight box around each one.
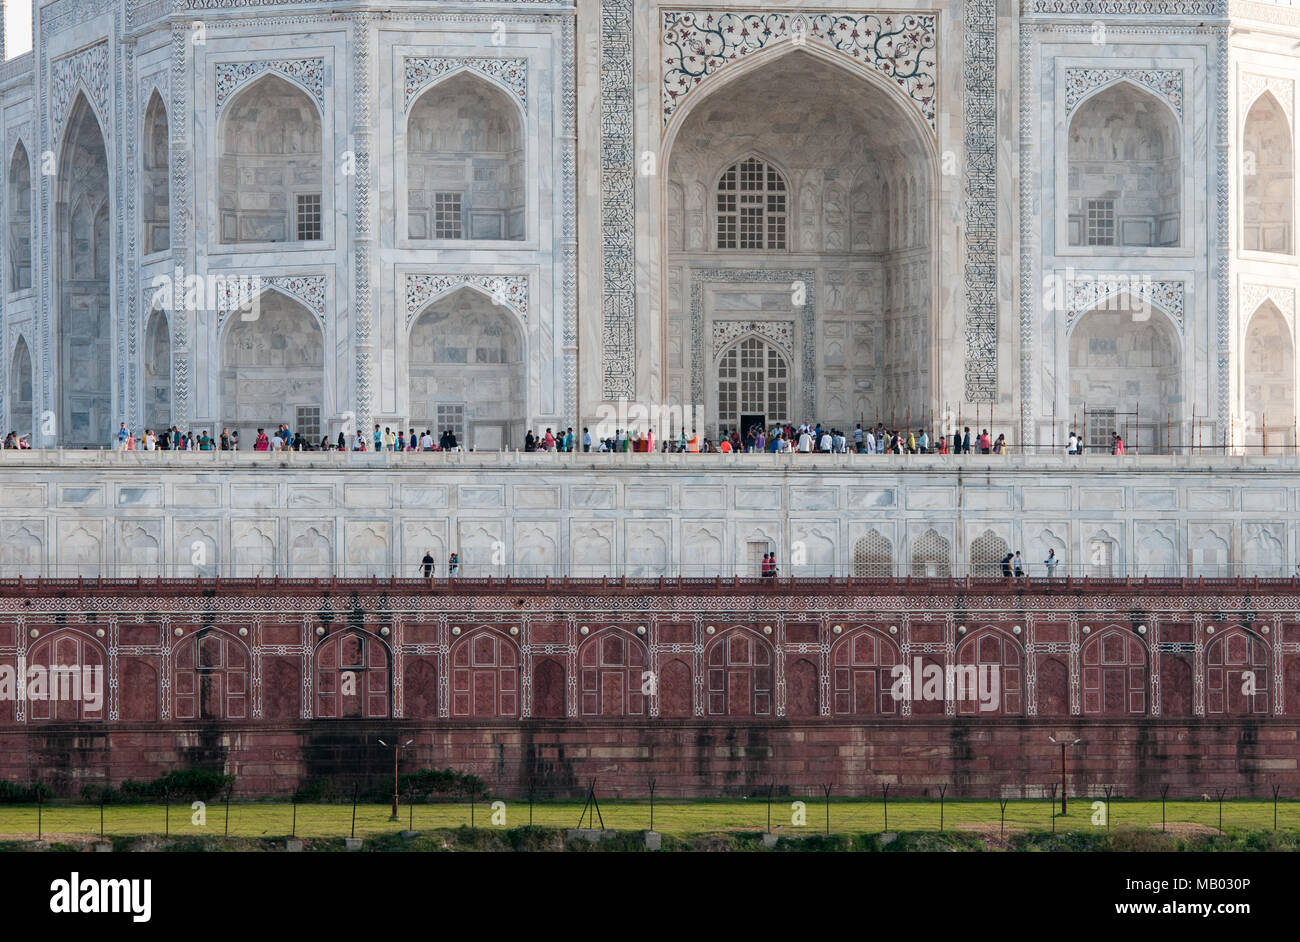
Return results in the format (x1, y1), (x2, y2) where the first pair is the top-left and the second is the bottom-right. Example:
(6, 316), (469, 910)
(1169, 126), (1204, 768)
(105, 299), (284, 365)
(2, 419), (1131, 456)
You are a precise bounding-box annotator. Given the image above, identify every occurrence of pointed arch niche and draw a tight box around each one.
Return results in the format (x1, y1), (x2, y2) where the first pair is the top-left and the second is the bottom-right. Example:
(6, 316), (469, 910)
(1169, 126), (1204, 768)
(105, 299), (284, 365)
(405, 71), (525, 241)
(406, 284), (526, 449)
(1067, 81), (1181, 248)
(218, 74), (324, 245)
(142, 90), (170, 254)
(1242, 91), (1293, 255)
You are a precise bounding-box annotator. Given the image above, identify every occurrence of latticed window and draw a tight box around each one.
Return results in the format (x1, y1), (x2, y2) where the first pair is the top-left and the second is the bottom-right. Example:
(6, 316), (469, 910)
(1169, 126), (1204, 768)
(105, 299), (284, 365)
(717, 336), (788, 430)
(910, 529), (951, 578)
(1086, 198), (1114, 246)
(295, 406), (320, 442)
(437, 403), (465, 443)
(1087, 409), (1116, 451)
(970, 529), (1010, 578)
(434, 192), (463, 239)
(717, 157), (787, 249)
(296, 193), (322, 241)
(853, 531), (893, 578)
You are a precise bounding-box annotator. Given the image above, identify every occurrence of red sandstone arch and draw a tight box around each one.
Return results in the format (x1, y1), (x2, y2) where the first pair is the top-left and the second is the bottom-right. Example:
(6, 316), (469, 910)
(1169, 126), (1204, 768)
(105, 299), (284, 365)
(172, 628), (250, 720)
(1205, 626), (1270, 716)
(1081, 627), (1148, 716)
(26, 629), (105, 722)
(315, 629), (391, 719)
(578, 628), (647, 717)
(450, 629), (519, 718)
(830, 627), (899, 716)
(956, 628), (1023, 716)
(705, 627), (773, 716)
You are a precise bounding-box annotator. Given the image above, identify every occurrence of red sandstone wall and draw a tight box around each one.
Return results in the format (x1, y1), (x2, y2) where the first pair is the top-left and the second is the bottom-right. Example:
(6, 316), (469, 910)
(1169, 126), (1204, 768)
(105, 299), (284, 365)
(1, 578), (1297, 796)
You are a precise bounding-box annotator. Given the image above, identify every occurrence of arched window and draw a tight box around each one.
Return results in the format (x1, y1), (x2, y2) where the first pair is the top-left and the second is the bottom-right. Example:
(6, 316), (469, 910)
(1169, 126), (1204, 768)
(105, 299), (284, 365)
(8, 141), (31, 290)
(218, 74), (323, 244)
(406, 73), (524, 241)
(173, 629), (249, 720)
(1068, 83), (1180, 247)
(705, 628), (772, 716)
(1081, 628), (1147, 716)
(956, 629), (1023, 716)
(1205, 628), (1269, 715)
(852, 531), (893, 578)
(717, 157), (787, 249)
(578, 630), (647, 717)
(717, 336), (788, 430)
(970, 529), (1009, 578)
(451, 630), (519, 718)
(1243, 92), (1293, 255)
(142, 91), (170, 253)
(831, 628), (899, 715)
(27, 630), (105, 722)
(910, 528), (951, 578)
(315, 630), (390, 718)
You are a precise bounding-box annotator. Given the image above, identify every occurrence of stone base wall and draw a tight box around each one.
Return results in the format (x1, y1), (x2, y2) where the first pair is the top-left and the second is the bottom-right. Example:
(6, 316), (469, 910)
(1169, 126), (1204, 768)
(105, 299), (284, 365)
(4, 719), (1295, 799)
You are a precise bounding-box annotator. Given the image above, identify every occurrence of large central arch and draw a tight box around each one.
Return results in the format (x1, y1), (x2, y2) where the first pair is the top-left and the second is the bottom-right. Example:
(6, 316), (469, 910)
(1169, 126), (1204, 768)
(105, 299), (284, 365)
(661, 46), (938, 436)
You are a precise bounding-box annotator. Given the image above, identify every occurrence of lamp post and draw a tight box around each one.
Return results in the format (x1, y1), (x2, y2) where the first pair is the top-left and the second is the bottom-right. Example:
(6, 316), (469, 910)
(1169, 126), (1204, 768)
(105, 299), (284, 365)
(378, 738), (414, 821)
(1048, 736), (1081, 815)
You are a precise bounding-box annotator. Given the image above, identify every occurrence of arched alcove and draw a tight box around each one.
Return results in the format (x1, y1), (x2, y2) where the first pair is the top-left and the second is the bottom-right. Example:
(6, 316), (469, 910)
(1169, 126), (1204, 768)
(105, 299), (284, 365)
(1068, 83), (1181, 247)
(142, 90), (170, 254)
(715, 334), (790, 439)
(57, 94), (112, 447)
(8, 141), (31, 290)
(144, 308), (171, 433)
(1069, 299), (1182, 451)
(406, 72), (524, 241)
(1243, 301), (1294, 451)
(1243, 92), (1293, 254)
(219, 289), (323, 444)
(218, 74), (323, 244)
(8, 336), (32, 437)
(407, 286), (525, 450)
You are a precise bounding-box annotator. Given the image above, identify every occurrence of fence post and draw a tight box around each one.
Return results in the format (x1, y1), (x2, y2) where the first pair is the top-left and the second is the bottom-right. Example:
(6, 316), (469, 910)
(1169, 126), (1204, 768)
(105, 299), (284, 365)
(1273, 784), (1281, 831)
(1160, 784), (1168, 832)
(939, 784), (947, 832)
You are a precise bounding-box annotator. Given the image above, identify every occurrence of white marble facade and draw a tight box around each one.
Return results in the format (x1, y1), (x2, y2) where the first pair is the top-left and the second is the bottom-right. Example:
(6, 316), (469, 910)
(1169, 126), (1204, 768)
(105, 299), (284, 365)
(0, 0), (1298, 449)
(0, 451), (1297, 579)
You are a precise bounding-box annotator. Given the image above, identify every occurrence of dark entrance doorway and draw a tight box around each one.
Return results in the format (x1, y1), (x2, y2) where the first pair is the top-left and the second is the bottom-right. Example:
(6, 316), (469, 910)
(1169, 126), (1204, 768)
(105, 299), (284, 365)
(741, 414), (765, 443)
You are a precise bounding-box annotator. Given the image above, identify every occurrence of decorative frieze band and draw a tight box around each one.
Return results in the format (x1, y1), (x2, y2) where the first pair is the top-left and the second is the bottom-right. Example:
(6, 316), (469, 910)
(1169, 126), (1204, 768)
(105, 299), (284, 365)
(1029, 0), (1224, 14)
(1064, 276), (1185, 332)
(1064, 68), (1184, 119)
(214, 57), (326, 113)
(600, 0), (636, 401)
(214, 274), (328, 329)
(404, 56), (528, 110)
(963, 0), (998, 403)
(1241, 283), (1295, 329)
(1241, 72), (1293, 125)
(712, 319), (795, 359)
(404, 273), (529, 328)
(50, 43), (111, 147)
(661, 10), (938, 133)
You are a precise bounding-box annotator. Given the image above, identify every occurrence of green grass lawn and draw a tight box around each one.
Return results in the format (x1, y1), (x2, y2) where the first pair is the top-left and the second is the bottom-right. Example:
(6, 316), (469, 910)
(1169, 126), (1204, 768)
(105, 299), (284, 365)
(0, 797), (1294, 840)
